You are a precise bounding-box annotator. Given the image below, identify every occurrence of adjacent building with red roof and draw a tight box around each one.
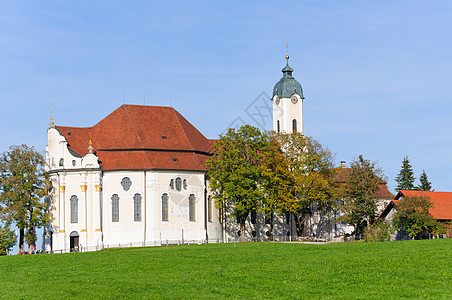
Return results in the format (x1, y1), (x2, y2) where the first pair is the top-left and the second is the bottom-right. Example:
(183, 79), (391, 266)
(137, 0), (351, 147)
(377, 190), (452, 239)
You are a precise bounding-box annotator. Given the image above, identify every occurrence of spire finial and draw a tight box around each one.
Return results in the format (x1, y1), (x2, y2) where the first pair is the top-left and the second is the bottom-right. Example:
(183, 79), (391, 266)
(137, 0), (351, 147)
(49, 110), (55, 128)
(285, 43), (289, 62)
(88, 140), (93, 154)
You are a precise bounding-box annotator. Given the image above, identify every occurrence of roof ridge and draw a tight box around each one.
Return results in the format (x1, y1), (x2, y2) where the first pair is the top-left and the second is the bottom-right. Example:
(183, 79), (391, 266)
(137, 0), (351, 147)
(173, 109), (196, 151)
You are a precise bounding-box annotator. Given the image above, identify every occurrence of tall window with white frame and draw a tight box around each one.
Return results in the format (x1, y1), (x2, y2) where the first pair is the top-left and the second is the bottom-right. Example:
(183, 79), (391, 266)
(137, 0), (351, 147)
(162, 193), (169, 222)
(189, 194), (196, 222)
(133, 193), (142, 222)
(292, 119), (297, 133)
(208, 195), (212, 222)
(70, 195), (78, 223)
(112, 194), (119, 222)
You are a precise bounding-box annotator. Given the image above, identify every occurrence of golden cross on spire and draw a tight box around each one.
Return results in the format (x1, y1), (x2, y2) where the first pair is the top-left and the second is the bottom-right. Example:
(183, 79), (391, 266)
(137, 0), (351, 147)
(285, 43), (289, 61)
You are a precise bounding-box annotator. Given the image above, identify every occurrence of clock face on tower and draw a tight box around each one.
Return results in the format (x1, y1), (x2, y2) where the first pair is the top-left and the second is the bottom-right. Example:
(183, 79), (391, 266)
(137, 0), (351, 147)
(275, 96), (280, 105)
(291, 95), (298, 104)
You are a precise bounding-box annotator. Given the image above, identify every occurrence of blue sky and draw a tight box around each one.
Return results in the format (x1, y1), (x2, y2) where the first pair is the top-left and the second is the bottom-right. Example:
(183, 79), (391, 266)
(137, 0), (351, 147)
(1, 0), (452, 193)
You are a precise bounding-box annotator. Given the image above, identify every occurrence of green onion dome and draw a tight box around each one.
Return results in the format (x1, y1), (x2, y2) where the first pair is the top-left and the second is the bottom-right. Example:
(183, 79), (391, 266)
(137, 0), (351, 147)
(272, 55), (304, 99)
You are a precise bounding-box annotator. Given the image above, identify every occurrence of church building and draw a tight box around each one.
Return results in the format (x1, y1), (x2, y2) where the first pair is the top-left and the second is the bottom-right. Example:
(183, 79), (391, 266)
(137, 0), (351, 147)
(45, 105), (222, 252)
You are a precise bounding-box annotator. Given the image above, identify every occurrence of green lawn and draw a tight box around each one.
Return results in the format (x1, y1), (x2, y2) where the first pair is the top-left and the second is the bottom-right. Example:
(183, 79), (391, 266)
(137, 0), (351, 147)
(1, 239), (451, 299)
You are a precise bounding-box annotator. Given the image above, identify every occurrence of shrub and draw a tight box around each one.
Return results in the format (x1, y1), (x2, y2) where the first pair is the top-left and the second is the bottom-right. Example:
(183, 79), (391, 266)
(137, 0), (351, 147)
(364, 220), (393, 242)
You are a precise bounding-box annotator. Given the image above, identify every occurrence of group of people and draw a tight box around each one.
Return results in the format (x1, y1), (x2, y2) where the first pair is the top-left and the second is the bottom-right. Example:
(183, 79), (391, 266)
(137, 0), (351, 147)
(16, 250), (45, 255)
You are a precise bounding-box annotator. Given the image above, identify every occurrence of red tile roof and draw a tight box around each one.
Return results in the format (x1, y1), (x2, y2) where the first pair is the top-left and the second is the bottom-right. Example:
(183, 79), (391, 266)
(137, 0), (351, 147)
(395, 190), (452, 220)
(334, 167), (394, 199)
(376, 190), (452, 222)
(56, 105), (212, 171)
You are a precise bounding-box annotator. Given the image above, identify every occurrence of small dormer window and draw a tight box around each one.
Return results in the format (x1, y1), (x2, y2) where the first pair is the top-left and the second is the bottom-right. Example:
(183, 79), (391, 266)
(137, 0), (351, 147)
(59, 158), (64, 167)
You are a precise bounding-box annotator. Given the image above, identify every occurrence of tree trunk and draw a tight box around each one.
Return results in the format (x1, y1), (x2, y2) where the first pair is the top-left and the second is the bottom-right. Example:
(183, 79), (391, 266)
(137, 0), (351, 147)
(239, 220), (245, 242)
(19, 228), (24, 253)
(294, 213), (305, 237)
(27, 226), (34, 254)
(270, 216), (274, 241)
(27, 206), (34, 253)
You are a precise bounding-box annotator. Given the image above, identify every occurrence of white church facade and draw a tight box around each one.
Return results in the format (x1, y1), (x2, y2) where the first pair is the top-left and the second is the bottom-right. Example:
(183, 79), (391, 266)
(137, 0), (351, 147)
(45, 105), (222, 252)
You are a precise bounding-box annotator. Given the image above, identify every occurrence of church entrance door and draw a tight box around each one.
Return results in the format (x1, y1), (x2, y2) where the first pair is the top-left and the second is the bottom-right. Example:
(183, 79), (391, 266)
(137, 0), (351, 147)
(69, 231), (79, 252)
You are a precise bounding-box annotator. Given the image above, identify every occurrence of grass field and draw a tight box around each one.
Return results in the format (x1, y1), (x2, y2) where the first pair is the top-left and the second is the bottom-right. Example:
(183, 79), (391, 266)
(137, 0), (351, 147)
(0, 239), (451, 299)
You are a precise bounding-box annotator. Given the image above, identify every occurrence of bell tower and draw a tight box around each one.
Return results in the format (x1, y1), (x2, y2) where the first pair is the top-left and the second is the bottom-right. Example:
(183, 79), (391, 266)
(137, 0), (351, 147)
(272, 55), (305, 134)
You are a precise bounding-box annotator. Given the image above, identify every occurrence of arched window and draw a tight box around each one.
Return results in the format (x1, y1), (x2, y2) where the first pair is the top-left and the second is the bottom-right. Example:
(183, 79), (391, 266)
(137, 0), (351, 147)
(189, 194), (195, 222)
(208, 196), (212, 222)
(59, 158), (64, 167)
(121, 177), (132, 191)
(133, 193), (142, 222)
(292, 119), (297, 133)
(175, 177), (182, 191)
(162, 193), (169, 221)
(183, 179), (188, 190)
(169, 179), (174, 189)
(112, 194), (119, 222)
(70, 195), (78, 223)
(277, 120), (280, 133)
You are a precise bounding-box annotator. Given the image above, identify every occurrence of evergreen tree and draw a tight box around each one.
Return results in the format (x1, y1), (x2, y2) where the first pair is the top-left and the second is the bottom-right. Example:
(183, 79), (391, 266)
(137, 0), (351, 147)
(417, 170), (432, 191)
(395, 156), (416, 192)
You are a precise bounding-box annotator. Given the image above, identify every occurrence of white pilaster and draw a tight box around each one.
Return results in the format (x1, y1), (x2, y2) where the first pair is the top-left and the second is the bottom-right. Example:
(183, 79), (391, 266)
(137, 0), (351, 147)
(58, 174), (66, 251)
(94, 178), (102, 246)
(146, 172), (159, 241)
(80, 183), (87, 249)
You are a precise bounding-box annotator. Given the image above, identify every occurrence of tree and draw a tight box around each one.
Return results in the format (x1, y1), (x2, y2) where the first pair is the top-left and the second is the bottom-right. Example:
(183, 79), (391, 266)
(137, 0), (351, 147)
(0, 223), (16, 255)
(395, 156), (416, 191)
(0, 145), (50, 253)
(270, 132), (337, 236)
(206, 126), (279, 241)
(417, 170), (432, 191)
(337, 155), (384, 239)
(392, 195), (445, 239)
